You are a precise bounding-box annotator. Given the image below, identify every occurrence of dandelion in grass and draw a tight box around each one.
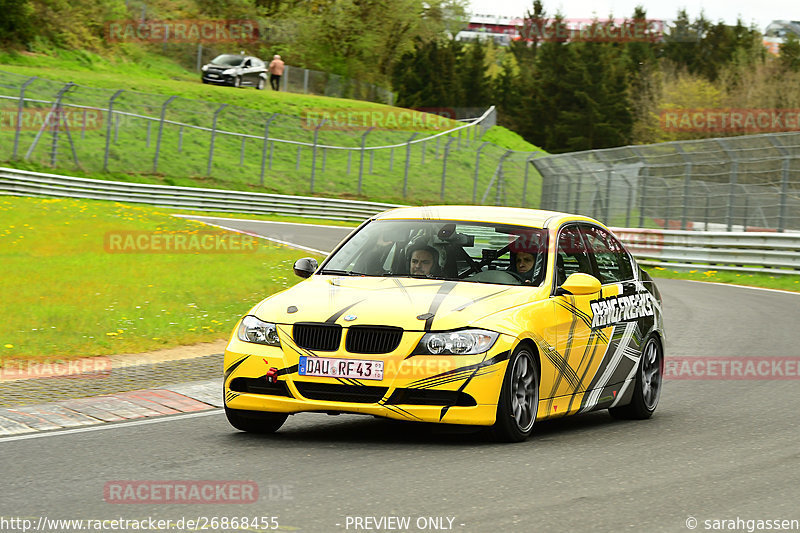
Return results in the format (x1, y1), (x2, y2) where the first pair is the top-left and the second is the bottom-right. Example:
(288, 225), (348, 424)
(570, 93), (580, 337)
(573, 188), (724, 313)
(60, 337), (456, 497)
(4, 344), (13, 349)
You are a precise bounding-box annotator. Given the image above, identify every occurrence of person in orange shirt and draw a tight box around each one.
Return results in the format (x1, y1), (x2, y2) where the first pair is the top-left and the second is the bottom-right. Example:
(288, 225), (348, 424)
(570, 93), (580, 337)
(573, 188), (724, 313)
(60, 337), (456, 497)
(268, 54), (285, 91)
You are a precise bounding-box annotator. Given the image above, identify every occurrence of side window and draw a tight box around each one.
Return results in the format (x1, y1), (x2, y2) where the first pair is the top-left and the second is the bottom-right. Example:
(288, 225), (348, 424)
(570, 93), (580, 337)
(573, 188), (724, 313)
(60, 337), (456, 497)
(556, 225), (593, 286)
(243, 59), (251, 67)
(581, 226), (634, 284)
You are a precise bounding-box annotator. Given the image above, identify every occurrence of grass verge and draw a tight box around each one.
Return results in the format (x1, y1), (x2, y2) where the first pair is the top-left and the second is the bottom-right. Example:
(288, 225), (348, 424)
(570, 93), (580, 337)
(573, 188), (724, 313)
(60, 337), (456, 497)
(0, 49), (545, 208)
(647, 266), (800, 293)
(0, 195), (323, 360)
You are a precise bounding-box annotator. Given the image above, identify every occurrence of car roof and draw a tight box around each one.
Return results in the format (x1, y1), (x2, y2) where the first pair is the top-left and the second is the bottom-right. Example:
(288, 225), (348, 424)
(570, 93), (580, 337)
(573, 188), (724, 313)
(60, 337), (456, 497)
(372, 205), (603, 230)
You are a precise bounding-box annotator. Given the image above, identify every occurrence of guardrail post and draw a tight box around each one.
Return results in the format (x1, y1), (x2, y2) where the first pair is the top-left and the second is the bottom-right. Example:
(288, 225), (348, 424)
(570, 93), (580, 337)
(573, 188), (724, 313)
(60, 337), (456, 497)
(766, 136), (791, 233)
(522, 153), (539, 208)
(153, 95), (177, 173)
(716, 139), (739, 232)
(741, 193), (749, 230)
(403, 133), (419, 199)
(310, 119), (326, 193)
(603, 162), (613, 223)
(616, 174), (635, 227)
(178, 126), (183, 153)
(473, 142), (490, 204)
(358, 127), (374, 195)
(47, 83), (76, 167)
(663, 178), (672, 228)
(207, 103), (227, 176)
(440, 138), (456, 201)
(13, 77), (37, 160)
(673, 144), (692, 230)
(303, 69), (309, 94)
(103, 90), (124, 171)
(481, 150), (512, 206)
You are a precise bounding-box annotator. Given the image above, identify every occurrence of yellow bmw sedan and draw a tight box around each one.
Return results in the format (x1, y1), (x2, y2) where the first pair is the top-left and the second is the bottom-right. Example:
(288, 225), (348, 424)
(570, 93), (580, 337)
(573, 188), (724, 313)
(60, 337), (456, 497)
(223, 206), (665, 442)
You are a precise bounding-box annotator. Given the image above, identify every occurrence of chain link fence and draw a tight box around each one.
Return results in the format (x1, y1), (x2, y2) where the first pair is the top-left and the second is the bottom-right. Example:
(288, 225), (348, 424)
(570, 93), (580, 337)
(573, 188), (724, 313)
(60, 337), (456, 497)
(0, 70), (549, 206)
(535, 133), (800, 232)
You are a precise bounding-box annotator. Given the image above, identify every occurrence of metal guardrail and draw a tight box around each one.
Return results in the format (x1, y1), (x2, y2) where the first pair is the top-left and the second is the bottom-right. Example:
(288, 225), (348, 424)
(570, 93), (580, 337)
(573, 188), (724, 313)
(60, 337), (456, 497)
(0, 167), (401, 222)
(611, 228), (800, 275)
(2, 167), (798, 274)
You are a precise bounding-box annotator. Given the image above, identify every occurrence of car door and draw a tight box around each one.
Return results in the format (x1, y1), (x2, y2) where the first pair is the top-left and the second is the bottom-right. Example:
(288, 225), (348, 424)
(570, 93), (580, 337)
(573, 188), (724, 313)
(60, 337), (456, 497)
(545, 223), (609, 416)
(241, 58), (254, 84)
(578, 224), (652, 411)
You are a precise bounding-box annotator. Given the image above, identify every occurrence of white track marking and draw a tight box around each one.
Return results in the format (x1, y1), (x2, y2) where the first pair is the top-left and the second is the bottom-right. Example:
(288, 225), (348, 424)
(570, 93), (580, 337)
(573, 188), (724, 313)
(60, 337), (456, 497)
(678, 279), (800, 296)
(183, 219), (330, 255)
(171, 215), (355, 229)
(0, 409), (222, 444)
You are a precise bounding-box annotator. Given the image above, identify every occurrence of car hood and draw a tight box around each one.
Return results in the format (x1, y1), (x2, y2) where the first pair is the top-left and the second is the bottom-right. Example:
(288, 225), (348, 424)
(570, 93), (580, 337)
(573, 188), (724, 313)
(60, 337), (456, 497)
(253, 275), (548, 331)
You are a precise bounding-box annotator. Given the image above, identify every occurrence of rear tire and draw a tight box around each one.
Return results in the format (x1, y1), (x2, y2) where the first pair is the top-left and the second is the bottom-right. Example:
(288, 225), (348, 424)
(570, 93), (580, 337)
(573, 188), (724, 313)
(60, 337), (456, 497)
(225, 406), (287, 434)
(609, 335), (663, 420)
(492, 346), (539, 442)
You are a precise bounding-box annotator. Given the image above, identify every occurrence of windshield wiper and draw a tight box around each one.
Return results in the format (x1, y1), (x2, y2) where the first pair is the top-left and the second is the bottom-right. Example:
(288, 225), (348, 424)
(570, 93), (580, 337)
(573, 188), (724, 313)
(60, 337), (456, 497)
(318, 269), (365, 276)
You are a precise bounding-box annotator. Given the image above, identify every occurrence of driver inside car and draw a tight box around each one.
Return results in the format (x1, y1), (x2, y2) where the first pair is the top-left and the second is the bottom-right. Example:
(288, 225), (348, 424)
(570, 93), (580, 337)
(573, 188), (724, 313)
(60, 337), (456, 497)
(408, 244), (440, 277)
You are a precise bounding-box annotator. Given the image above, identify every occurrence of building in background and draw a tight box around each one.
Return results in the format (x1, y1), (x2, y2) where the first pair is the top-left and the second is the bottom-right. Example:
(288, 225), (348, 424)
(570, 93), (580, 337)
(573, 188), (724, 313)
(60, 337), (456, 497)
(763, 20), (800, 55)
(455, 13), (523, 45)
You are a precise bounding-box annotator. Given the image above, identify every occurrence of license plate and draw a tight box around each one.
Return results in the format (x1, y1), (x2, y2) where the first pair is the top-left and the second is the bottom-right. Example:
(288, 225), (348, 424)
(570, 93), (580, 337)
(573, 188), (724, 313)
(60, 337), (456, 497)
(208, 73), (218, 78)
(299, 356), (383, 381)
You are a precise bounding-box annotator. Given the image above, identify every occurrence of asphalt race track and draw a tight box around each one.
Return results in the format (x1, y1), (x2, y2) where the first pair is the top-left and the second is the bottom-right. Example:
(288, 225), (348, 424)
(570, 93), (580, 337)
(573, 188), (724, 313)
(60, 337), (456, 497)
(2, 218), (799, 533)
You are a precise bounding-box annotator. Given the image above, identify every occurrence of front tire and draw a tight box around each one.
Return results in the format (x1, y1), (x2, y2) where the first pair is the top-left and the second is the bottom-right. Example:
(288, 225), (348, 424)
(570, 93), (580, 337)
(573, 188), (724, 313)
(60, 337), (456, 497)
(610, 335), (663, 420)
(257, 77), (266, 90)
(492, 346), (539, 442)
(225, 406), (287, 433)
(233, 76), (241, 88)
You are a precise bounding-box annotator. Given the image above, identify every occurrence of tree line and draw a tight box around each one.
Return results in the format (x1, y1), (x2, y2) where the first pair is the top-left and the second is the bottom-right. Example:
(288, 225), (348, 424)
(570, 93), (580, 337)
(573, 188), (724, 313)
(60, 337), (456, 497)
(393, 2), (800, 152)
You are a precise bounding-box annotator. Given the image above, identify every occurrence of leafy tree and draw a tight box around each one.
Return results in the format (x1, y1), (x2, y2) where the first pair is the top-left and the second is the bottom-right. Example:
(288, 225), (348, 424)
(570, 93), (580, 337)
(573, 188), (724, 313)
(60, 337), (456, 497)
(392, 37), (463, 108)
(459, 40), (490, 107)
(0, 0), (34, 47)
(779, 33), (800, 72)
(510, 0), (545, 71)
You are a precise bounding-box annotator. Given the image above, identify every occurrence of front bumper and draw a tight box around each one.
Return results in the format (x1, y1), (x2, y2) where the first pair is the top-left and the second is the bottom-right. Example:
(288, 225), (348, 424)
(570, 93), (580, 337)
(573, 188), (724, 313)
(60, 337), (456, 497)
(223, 329), (514, 426)
(201, 73), (235, 85)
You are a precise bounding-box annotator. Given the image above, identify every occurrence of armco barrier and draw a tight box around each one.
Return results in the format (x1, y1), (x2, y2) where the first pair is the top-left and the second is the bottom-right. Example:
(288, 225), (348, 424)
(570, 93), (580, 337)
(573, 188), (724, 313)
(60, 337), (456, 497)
(0, 167), (401, 222)
(611, 227), (800, 275)
(2, 167), (798, 274)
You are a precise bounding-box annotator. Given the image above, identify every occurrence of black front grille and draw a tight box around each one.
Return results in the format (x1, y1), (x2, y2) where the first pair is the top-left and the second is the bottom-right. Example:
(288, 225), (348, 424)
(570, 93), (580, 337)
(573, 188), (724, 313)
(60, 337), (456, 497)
(293, 323), (342, 351)
(385, 388), (476, 407)
(294, 382), (388, 403)
(345, 326), (403, 354)
(229, 377), (292, 397)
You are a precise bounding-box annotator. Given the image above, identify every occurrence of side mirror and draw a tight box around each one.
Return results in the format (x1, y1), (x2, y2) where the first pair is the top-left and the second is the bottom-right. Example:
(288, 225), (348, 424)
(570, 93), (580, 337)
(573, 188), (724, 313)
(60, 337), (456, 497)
(556, 273), (601, 296)
(293, 257), (318, 279)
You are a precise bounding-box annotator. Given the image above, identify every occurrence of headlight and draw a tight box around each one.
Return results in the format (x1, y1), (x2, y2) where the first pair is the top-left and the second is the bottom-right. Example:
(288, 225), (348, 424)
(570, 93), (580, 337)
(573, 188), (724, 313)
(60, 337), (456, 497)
(237, 315), (280, 346)
(222, 68), (235, 75)
(201, 65), (209, 72)
(414, 329), (499, 355)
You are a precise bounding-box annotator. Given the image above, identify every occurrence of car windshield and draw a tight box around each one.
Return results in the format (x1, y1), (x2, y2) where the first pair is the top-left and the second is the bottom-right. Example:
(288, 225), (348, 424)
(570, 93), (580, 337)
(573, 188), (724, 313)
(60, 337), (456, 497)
(319, 219), (548, 286)
(210, 54), (244, 66)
